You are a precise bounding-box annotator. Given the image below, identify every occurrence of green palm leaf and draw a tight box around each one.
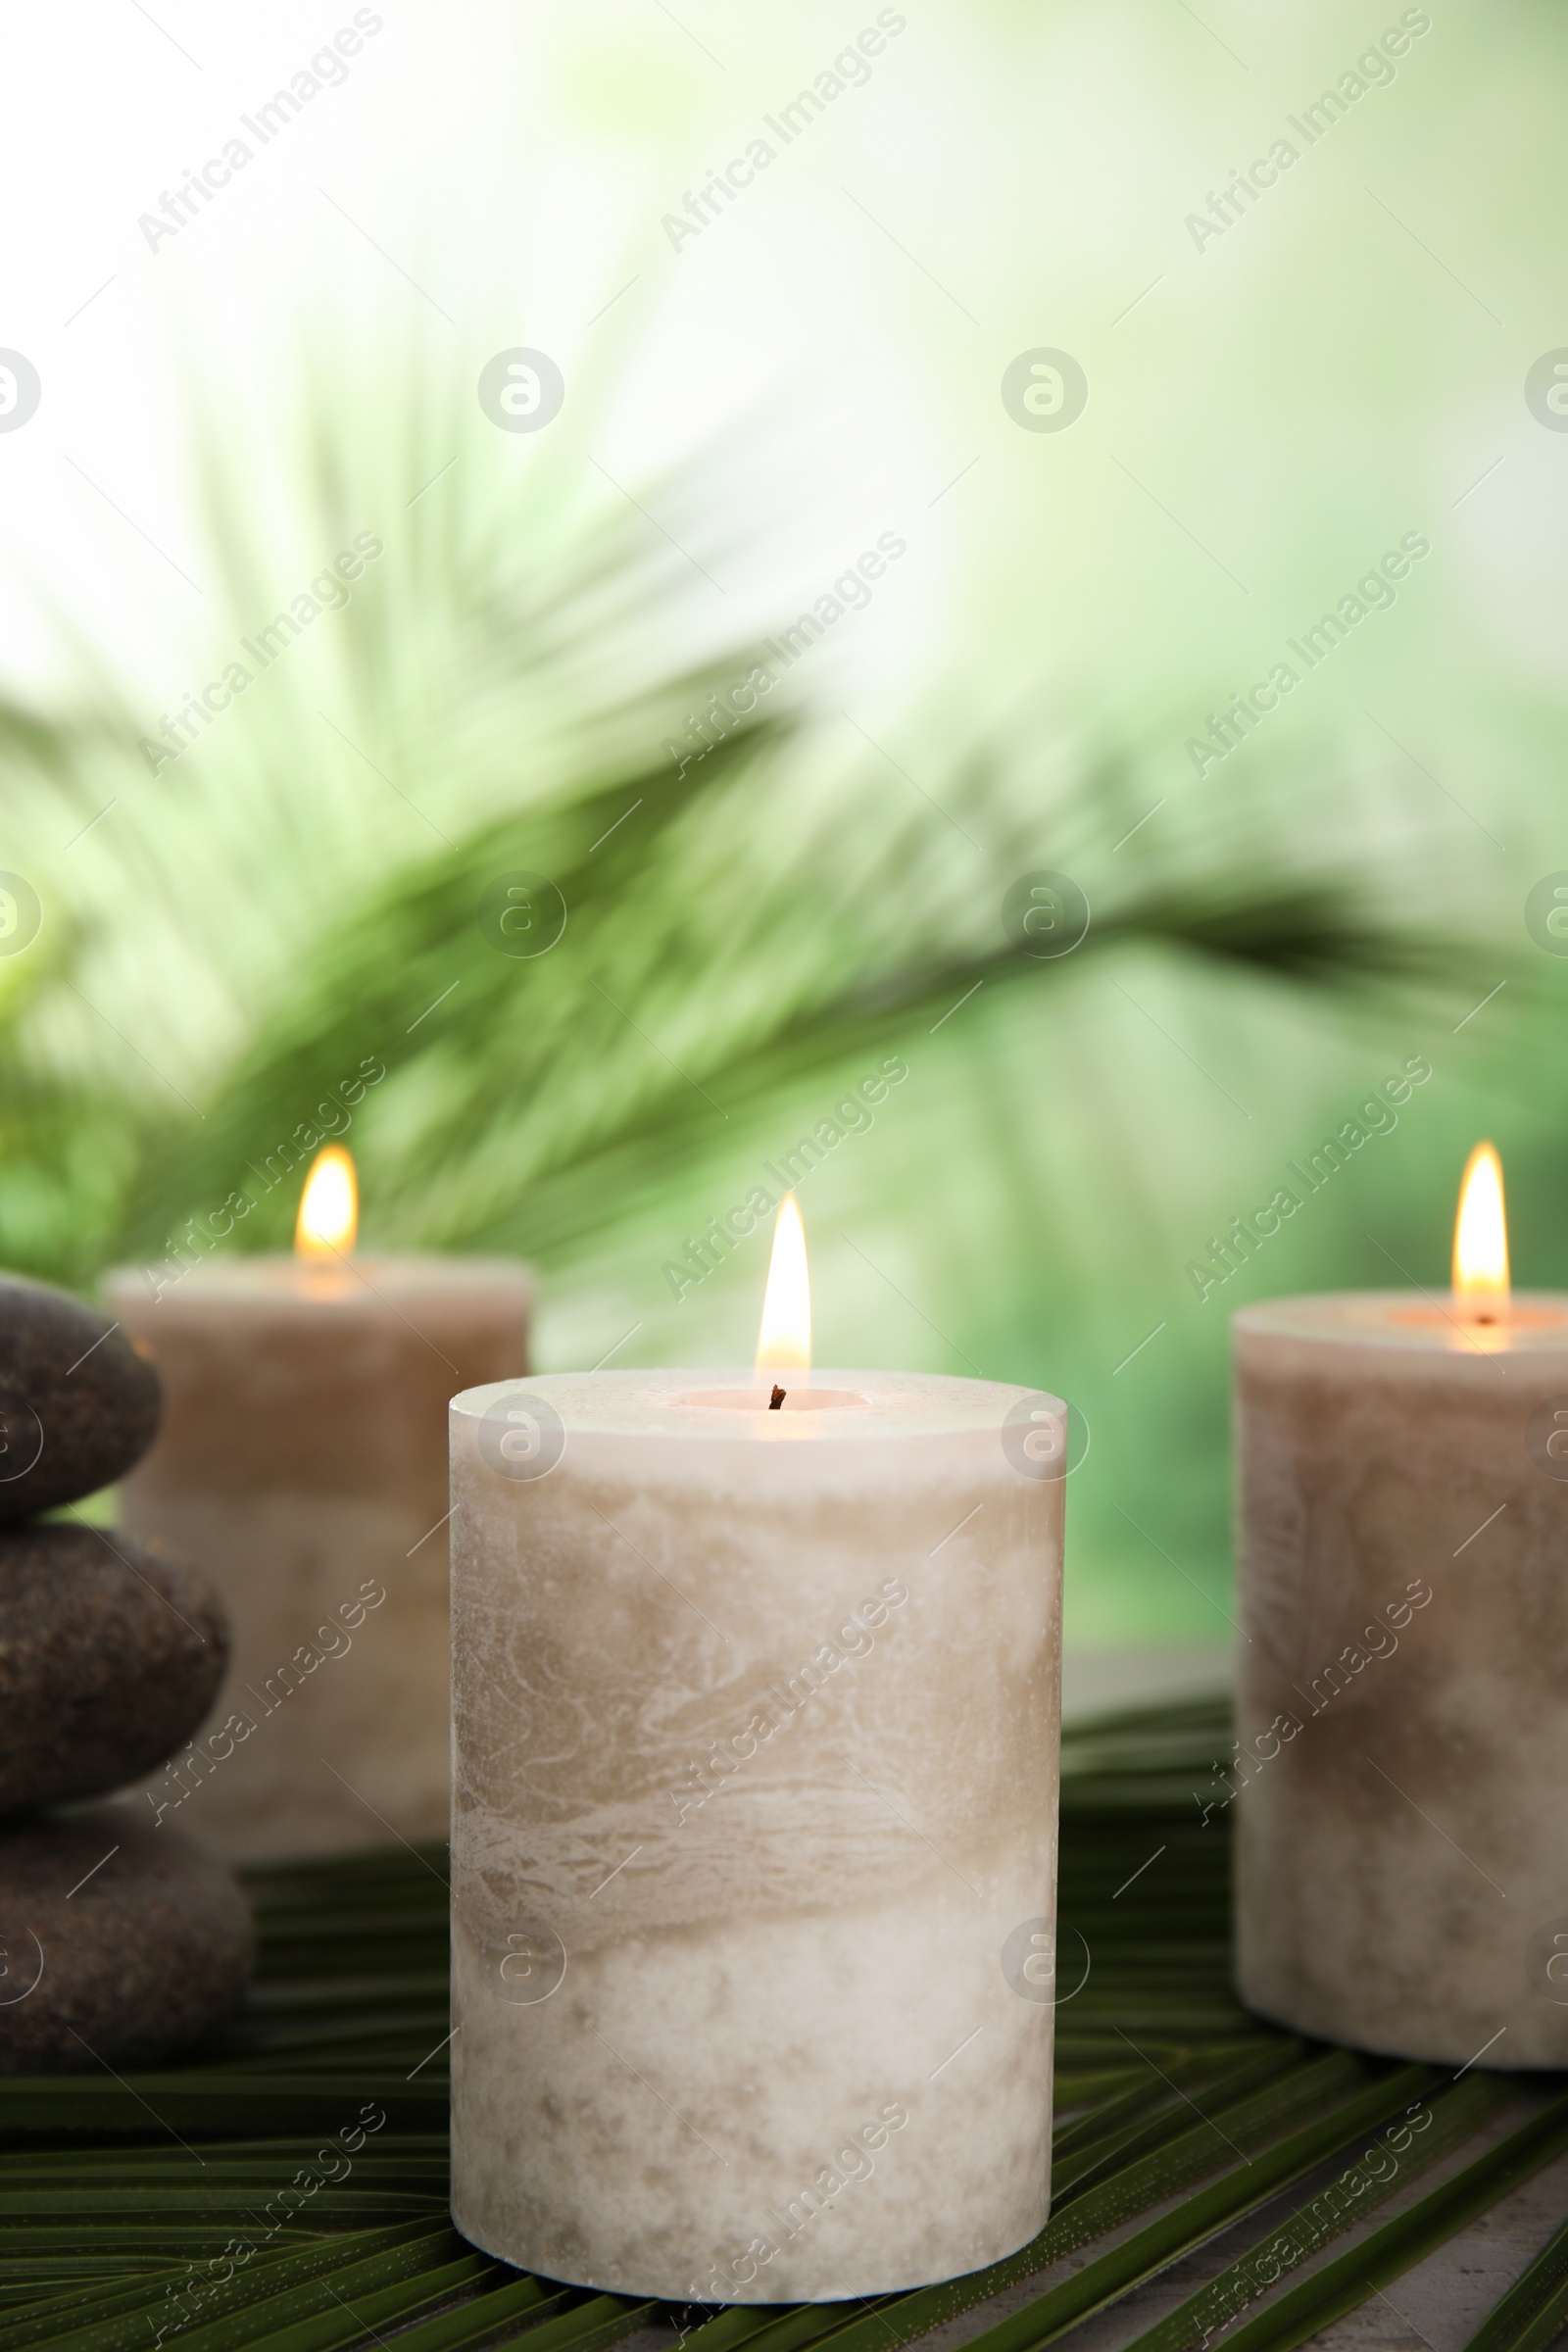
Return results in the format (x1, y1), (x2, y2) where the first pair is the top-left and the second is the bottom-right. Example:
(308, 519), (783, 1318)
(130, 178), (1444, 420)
(3, 1698), (1556, 2352)
(1214, 2090), (1568, 2352)
(1462, 2215), (1568, 2352)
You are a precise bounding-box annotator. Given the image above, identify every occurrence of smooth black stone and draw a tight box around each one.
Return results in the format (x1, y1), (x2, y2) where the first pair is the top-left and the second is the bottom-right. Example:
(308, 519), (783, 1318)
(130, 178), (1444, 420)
(0, 1275), (161, 1521)
(0, 1525), (229, 1814)
(0, 1809), (253, 2073)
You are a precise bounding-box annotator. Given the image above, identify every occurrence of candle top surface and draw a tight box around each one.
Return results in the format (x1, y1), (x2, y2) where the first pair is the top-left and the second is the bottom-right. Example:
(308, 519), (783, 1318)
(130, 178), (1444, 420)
(453, 1367), (1060, 1443)
(1235, 1290), (1568, 1353)
(106, 1254), (534, 1308)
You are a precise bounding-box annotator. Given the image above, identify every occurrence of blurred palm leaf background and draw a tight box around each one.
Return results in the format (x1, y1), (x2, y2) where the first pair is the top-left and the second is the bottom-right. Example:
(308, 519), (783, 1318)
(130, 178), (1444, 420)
(4, 0), (1568, 1642)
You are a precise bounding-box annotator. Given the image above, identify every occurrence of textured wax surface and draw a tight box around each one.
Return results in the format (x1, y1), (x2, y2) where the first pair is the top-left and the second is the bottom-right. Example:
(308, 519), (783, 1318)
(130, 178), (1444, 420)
(105, 1258), (532, 1860)
(1234, 1300), (1568, 2067)
(450, 1368), (1063, 2300)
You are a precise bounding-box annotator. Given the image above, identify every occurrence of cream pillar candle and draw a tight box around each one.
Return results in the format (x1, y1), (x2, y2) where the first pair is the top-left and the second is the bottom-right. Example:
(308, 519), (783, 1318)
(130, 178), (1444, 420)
(105, 1177), (532, 1861)
(1235, 1153), (1568, 2066)
(449, 1367), (1064, 2301)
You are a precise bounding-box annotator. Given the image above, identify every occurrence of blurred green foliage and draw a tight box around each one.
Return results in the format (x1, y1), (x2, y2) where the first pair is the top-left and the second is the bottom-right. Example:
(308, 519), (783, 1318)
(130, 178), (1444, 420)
(3, 308), (1565, 1645)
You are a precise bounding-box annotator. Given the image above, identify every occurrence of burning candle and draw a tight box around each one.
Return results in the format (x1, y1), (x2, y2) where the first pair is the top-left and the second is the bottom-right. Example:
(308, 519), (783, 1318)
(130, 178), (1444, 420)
(448, 1199), (1065, 2300)
(1235, 1143), (1568, 2066)
(105, 1148), (533, 1861)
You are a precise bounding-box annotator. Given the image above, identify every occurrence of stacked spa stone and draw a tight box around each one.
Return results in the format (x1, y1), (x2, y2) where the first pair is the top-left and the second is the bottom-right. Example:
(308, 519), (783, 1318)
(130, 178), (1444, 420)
(0, 1274), (253, 2073)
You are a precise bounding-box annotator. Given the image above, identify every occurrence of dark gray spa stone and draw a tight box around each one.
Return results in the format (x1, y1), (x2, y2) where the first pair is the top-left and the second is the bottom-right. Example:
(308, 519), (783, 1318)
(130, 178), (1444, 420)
(0, 1524), (228, 1814)
(0, 1808), (253, 2073)
(0, 1275), (161, 1521)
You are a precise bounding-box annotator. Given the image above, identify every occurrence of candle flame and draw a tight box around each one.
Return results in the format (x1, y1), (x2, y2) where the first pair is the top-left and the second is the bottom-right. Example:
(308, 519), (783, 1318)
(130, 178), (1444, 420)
(1452, 1142), (1508, 1320)
(756, 1193), (810, 1372)
(295, 1146), (358, 1259)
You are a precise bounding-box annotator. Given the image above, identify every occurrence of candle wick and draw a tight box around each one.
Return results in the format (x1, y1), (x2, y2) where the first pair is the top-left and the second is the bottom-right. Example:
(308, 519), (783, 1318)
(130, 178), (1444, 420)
(769, 1384), (786, 1410)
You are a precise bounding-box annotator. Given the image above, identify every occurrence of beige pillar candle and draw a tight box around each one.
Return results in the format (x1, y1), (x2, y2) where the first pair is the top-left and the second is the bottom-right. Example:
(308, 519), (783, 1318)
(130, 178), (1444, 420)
(1235, 1147), (1568, 2068)
(449, 1355), (1065, 2300)
(105, 1152), (532, 1862)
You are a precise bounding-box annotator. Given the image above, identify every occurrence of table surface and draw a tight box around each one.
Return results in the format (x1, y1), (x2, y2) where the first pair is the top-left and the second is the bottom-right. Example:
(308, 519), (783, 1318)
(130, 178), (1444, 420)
(1061, 1642), (1234, 1727)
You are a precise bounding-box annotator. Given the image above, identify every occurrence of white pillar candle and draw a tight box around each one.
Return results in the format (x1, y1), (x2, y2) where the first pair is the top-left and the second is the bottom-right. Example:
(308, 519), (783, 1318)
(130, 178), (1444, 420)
(449, 1365), (1064, 2300)
(105, 1209), (532, 1861)
(1235, 1152), (1568, 2066)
